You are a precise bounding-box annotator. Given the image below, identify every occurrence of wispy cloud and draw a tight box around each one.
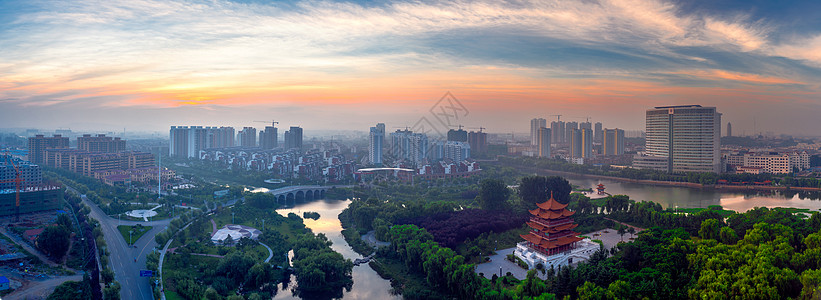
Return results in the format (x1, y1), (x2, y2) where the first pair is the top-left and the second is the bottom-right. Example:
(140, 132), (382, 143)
(0, 0), (819, 134)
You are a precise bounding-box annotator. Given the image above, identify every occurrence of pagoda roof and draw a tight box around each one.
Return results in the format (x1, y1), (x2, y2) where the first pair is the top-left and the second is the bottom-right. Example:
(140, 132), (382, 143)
(529, 208), (575, 219)
(520, 233), (583, 250)
(526, 221), (578, 233)
(534, 192), (568, 210)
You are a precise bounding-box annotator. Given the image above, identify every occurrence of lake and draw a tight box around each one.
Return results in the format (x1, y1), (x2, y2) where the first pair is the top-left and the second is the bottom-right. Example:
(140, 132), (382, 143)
(536, 170), (821, 213)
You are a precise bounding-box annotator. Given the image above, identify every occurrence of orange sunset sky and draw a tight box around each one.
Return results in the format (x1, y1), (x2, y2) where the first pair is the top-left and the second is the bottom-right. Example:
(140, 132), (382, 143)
(1, 0), (820, 135)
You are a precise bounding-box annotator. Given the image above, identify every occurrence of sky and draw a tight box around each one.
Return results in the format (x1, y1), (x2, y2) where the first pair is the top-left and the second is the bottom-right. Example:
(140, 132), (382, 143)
(1, 0), (821, 136)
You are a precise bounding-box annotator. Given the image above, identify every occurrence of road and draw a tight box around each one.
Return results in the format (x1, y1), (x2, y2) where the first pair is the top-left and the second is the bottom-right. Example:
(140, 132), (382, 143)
(4, 273), (85, 299)
(67, 186), (174, 300)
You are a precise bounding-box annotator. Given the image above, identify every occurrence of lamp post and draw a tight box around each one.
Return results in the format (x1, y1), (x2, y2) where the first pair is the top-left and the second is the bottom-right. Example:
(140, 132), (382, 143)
(232, 212), (235, 224)
(262, 219), (265, 231)
(675, 205), (678, 214)
(129, 230), (133, 245)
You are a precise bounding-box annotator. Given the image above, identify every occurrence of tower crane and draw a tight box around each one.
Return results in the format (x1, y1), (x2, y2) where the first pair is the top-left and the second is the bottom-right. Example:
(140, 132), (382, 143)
(254, 120), (279, 127)
(0, 152), (24, 221)
(549, 114), (562, 122)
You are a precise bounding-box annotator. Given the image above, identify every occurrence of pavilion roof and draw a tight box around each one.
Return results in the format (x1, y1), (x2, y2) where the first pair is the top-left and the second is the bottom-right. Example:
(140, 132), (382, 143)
(520, 233), (583, 249)
(534, 192), (568, 210)
(528, 208), (575, 219)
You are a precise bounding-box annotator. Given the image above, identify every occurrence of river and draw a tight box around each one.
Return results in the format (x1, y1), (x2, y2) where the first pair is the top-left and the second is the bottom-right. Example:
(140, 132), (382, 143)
(535, 170), (821, 212)
(273, 199), (400, 300)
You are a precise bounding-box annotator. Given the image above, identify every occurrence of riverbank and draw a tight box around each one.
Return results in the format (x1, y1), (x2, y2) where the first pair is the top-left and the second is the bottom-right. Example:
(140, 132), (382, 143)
(500, 163), (821, 192)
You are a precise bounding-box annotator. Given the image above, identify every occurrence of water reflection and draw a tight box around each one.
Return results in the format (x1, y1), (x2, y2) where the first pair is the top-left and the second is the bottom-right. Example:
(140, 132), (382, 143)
(534, 171), (821, 213)
(274, 199), (400, 300)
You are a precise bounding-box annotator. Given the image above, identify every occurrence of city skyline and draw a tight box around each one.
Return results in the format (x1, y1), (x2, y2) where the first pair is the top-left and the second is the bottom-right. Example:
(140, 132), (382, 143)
(2, 0), (821, 136)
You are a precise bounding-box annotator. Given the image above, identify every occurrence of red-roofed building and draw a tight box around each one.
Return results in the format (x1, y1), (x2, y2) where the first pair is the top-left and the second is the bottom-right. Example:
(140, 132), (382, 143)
(515, 193), (599, 269)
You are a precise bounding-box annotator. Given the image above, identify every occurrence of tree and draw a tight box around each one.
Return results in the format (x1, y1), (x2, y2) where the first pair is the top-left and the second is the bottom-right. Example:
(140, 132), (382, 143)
(519, 175), (548, 206)
(627, 227), (636, 239)
(698, 219), (720, 240)
(545, 176), (572, 204)
(617, 226), (626, 242)
(478, 179), (510, 210)
(38, 225), (71, 259)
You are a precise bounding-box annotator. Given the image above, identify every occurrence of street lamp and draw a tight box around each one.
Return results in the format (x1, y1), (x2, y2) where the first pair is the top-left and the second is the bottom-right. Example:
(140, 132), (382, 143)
(129, 230), (133, 245)
(232, 212), (235, 224)
(262, 219), (265, 231)
(675, 205), (678, 214)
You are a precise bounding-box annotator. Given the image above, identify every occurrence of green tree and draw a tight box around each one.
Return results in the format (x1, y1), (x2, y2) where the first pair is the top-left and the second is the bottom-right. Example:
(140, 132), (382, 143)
(478, 179), (510, 210)
(519, 175), (548, 206)
(699, 219), (721, 240)
(37, 225), (71, 259)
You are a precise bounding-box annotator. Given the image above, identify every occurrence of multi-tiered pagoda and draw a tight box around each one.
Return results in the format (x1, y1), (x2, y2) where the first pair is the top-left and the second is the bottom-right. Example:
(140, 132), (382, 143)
(514, 192), (598, 269)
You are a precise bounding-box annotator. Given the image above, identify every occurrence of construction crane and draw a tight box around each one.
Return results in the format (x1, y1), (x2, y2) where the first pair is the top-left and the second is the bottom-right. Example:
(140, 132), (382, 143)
(550, 114), (562, 122)
(0, 152), (24, 221)
(254, 120), (279, 127)
(468, 127), (486, 132)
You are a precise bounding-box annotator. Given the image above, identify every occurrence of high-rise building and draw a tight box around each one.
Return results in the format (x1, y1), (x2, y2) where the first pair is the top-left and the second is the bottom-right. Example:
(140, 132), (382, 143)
(530, 118), (547, 146)
(594, 122), (603, 142)
(390, 129), (428, 166)
(284, 126), (303, 150)
(603, 128), (625, 156)
(468, 130), (487, 155)
(570, 128), (593, 158)
(170, 126), (235, 158)
(643, 105), (721, 173)
(436, 141), (471, 161)
(537, 127), (551, 158)
(27, 134), (69, 164)
(550, 121), (565, 144)
(77, 134), (126, 153)
(238, 127), (257, 147)
(369, 123), (385, 166)
(259, 123), (278, 150)
(565, 122), (578, 144)
(579, 122), (592, 130)
(447, 128), (468, 142)
(727, 122), (732, 137)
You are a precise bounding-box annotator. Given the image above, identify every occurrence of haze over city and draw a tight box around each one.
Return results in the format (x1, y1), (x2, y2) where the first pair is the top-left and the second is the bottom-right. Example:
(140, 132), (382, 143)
(1, 0), (820, 135)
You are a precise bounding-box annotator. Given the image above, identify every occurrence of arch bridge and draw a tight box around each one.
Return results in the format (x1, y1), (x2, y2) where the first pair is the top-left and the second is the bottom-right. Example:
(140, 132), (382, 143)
(268, 185), (328, 206)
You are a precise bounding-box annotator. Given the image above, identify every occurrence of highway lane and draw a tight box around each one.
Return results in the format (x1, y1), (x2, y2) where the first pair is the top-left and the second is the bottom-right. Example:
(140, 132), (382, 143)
(67, 186), (173, 300)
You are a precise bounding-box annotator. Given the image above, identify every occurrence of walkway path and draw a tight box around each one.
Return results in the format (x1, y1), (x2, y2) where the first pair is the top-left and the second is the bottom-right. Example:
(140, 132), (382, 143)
(260, 242), (273, 263)
(474, 248), (533, 280)
(211, 219), (217, 235)
(361, 231), (390, 248)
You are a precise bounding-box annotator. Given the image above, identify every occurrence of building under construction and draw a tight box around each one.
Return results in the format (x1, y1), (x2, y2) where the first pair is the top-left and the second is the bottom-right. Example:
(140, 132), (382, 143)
(0, 155), (62, 217)
(0, 186), (62, 216)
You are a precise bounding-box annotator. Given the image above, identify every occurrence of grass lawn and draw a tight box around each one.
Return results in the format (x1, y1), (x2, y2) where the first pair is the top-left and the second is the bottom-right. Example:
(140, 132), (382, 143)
(670, 207), (736, 218)
(164, 291), (184, 300)
(212, 207), (304, 240)
(118, 225), (153, 245)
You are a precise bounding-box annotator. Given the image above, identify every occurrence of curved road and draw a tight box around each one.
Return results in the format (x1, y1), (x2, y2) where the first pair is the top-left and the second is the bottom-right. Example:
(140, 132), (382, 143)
(68, 186), (174, 300)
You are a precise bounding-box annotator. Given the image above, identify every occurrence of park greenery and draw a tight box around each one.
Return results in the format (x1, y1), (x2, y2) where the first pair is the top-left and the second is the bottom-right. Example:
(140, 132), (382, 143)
(160, 199), (354, 299)
(339, 172), (821, 299)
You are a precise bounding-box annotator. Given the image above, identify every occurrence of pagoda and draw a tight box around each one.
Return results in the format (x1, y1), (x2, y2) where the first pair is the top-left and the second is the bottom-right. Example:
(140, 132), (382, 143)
(514, 192), (598, 268)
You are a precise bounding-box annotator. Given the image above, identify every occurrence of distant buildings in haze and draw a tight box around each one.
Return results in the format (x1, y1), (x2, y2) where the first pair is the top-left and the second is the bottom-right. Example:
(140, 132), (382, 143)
(369, 123), (385, 166)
